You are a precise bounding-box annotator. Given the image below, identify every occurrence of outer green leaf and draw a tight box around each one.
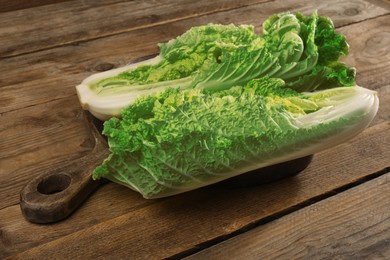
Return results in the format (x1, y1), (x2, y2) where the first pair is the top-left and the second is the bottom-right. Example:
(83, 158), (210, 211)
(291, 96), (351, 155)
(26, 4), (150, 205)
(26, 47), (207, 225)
(94, 79), (378, 198)
(77, 11), (356, 120)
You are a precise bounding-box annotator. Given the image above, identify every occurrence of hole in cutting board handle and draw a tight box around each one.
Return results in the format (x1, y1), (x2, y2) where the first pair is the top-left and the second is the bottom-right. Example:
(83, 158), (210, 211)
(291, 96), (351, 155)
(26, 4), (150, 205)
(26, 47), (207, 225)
(20, 152), (108, 224)
(20, 111), (110, 224)
(37, 174), (71, 195)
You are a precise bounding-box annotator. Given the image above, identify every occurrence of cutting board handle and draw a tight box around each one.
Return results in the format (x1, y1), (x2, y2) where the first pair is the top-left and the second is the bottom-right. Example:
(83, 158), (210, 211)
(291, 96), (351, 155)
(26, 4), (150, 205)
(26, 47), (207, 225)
(20, 148), (109, 224)
(20, 112), (110, 224)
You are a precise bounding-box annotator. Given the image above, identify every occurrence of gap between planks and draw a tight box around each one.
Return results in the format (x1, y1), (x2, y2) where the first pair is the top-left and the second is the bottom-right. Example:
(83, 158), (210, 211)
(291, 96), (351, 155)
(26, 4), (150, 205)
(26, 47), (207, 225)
(170, 166), (390, 259)
(1, 7), (388, 116)
(1, 2), (388, 258)
(333, 12), (389, 27)
(184, 172), (390, 259)
(0, 8), (389, 212)
(0, 1), (388, 212)
(3, 121), (389, 258)
(0, 0), (274, 59)
(2, 0), (388, 59)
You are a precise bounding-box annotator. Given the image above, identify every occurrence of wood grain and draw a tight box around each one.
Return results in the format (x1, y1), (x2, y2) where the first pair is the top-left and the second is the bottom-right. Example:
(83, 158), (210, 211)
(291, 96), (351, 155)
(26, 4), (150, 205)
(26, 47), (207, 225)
(1, 0), (388, 115)
(0, 0), (73, 13)
(371, 84), (390, 126)
(0, 0), (270, 58)
(3, 0), (384, 58)
(0, 97), (95, 210)
(365, 0), (390, 11)
(2, 121), (389, 259)
(0, 0), (389, 258)
(186, 173), (390, 259)
(0, 183), (158, 256)
(0, 12), (388, 210)
(19, 112), (110, 224)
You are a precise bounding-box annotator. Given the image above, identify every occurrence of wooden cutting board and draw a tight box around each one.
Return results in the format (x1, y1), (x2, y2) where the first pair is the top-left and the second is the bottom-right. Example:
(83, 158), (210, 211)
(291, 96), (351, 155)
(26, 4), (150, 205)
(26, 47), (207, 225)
(2, 0), (389, 258)
(19, 112), (109, 223)
(19, 112), (313, 224)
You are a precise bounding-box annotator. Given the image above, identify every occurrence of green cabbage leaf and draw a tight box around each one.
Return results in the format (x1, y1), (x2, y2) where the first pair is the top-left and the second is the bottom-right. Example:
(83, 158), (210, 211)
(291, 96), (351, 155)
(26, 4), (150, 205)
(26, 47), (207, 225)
(77, 11), (355, 120)
(75, 11), (378, 198)
(93, 77), (378, 198)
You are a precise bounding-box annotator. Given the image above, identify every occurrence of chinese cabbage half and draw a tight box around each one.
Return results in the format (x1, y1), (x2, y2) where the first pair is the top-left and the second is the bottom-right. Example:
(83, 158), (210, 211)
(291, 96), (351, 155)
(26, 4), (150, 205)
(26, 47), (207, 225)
(93, 79), (378, 198)
(77, 11), (355, 120)
(75, 12), (379, 199)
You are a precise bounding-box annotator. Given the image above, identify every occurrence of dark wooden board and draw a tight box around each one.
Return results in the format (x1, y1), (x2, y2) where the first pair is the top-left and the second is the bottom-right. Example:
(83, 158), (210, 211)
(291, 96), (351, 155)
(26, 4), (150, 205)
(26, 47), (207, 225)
(0, 0), (73, 13)
(0, 0), (389, 258)
(0, 0), (269, 58)
(1, 0), (388, 114)
(186, 173), (390, 259)
(1, 0), (386, 58)
(2, 122), (389, 258)
(1, 11), (389, 211)
(0, 97), (95, 210)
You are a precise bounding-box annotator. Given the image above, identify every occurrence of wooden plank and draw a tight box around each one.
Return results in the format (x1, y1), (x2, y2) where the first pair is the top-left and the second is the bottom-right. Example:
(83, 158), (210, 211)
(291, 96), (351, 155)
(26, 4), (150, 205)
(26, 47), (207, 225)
(186, 173), (390, 259)
(365, 0), (390, 11)
(372, 84), (390, 126)
(0, 82), (390, 254)
(0, 96), (95, 210)
(0, 21), (387, 220)
(0, 183), (158, 257)
(1, 1), (389, 258)
(1, 0), (388, 114)
(2, 121), (389, 258)
(0, 0), (73, 13)
(0, 0), (270, 58)
(7, 0), (386, 58)
(0, 12), (388, 211)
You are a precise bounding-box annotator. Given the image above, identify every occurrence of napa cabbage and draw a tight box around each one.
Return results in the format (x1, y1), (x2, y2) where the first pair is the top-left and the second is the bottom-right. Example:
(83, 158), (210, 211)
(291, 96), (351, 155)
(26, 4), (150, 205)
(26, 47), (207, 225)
(93, 77), (378, 198)
(75, 11), (378, 199)
(76, 11), (355, 120)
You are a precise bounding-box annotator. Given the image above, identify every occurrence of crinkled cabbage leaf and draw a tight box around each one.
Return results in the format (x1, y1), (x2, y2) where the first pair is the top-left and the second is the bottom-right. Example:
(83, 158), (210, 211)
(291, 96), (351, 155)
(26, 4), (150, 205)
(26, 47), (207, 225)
(77, 11), (355, 120)
(93, 77), (378, 198)
(74, 11), (379, 199)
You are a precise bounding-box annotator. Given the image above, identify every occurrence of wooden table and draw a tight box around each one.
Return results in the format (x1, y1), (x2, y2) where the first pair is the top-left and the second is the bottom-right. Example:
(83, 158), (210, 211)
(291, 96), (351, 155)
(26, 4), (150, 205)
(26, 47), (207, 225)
(1, 0), (389, 259)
